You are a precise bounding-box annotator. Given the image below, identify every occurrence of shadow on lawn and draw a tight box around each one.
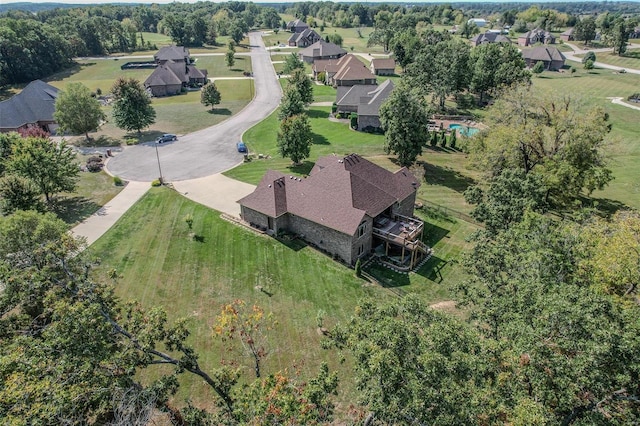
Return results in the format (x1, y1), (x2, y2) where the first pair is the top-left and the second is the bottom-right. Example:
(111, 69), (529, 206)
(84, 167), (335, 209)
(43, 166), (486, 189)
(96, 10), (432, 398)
(420, 161), (475, 193)
(287, 160), (314, 176)
(311, 132), (330, 145)
(415, 255), (449, 284)
(208, 108), (231, 115)
(52, 196), (100, 225)
(307, 109), (330, 119)
(422, 221), (451, 247)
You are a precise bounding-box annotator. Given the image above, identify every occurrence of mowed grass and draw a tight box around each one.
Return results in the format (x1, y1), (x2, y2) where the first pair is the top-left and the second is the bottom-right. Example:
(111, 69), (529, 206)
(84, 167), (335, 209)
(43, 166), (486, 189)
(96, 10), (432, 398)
(532, 67), (640, 209)
(574, 50), (640, 70)
(192, 54), (252, 77)
(89, 187), (391, 408)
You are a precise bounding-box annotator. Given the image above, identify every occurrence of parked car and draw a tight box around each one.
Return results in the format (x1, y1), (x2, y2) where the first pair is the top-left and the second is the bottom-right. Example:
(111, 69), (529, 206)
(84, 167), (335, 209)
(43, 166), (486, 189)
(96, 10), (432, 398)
(237, 141), (248, 153)
(156, 134), (177, 143)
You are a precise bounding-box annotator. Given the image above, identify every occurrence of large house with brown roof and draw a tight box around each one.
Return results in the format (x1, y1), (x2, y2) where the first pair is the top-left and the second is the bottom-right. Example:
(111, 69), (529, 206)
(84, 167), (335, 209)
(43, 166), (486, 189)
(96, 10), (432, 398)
(238, 154), (429, 268)
(521, 46), (566, 71)
(336, 80), (394, 131)
(144, 46), (208, 97)
(518, 28), (556, 46)
(313, 54), (376, 87)
(298, 40), (347, 63)
(288, 28), (321, 47)
(370, 58), (396, 75)
(0, 80), (59, 134)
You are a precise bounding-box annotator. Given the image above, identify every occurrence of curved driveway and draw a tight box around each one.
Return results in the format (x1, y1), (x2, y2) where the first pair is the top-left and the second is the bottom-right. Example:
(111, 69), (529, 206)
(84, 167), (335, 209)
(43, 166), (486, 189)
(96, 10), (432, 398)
(106, 32), (282, 182)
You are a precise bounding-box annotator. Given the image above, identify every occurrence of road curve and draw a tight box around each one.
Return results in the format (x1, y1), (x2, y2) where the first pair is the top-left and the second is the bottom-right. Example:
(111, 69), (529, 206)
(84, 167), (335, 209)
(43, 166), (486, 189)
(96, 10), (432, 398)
(106, 32), (282, 182)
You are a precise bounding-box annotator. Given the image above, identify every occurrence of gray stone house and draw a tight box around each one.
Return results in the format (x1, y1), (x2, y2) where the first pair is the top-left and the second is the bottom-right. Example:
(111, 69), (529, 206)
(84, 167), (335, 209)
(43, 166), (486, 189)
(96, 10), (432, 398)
(238, 154), (428, 268)
(0, 80), (59, 133)
(288, 29), (321, 47)
(336, 80), (394, 130)
(521, 46), (566, 71)
(298, 40), (347, 64)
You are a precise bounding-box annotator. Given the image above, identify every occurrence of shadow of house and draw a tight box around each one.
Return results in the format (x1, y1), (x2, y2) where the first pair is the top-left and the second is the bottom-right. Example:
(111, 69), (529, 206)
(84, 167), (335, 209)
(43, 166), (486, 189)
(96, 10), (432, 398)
(0, 80), (59, 134)
(239, 154), (430, 268)
(144, 46), (207, 97)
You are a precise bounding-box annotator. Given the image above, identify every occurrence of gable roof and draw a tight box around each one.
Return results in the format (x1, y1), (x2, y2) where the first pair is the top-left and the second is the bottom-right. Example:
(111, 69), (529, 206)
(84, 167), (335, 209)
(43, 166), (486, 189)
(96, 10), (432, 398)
(239, 154), (419, 235)
(358, 79), (394, 116)
(520, 28), (555, 40)
(333, 54), (376, 82)
(288, 28), (320, 44)
(471, 32), (512, 44)
(371, 58), (396, 70)
(155, 45), (190, 62)
(298, 39), (347, 59)
(144, 62), (184, 87)
(561, 27), (575, 36)
(0, 80), (59, 130)
(287, 19), (308, 28)
(522, 46), (565, 62)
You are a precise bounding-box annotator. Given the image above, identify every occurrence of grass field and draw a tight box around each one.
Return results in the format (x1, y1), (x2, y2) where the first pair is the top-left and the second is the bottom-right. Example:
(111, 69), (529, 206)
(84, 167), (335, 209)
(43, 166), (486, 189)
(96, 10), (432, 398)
(89, 187), (395, 408)
(574, 50), (640, 70)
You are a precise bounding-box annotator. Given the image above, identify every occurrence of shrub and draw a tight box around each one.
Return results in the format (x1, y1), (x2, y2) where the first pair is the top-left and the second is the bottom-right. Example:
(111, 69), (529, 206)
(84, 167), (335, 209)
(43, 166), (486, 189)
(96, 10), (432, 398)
(349, 113), (358, 129)
(113, 176), (123, 186)
(125, 138), (138, 145)
(532, 61), (545, 74)
(151, 179), (162, 187)
(331, 102), (337, 113)
(86, 156), (103, 172)
(318, 71), (326, 84)
(584, 59), (594, 70)
(582, 51), (596, 64)
(355, 258), (362, 277)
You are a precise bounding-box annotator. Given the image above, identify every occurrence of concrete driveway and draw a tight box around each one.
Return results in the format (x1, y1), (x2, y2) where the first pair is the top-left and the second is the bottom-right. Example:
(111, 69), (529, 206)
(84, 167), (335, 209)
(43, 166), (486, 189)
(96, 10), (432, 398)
(106, 32), (282, 182)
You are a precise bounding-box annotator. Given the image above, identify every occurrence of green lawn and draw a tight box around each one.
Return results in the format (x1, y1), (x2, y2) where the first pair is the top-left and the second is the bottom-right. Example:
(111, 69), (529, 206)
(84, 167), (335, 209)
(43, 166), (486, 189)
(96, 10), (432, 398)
(574, 51), (640, 70)
(89, 187), (392, 409)
(192, 54), (252, 77)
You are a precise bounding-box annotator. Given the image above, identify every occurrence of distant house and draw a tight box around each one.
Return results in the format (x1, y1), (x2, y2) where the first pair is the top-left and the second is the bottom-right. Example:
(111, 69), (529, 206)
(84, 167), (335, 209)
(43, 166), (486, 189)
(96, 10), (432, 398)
(0, 80), (59, 134)
(470, 32), (512, 47)
(468, 18), (487, 28)
(518, 28), (556, 47)
(521, 46), (566, 71)
(144, 46), (208, 97)
(238, 154), (429, 269)
(286, 19), (309, 33)
(288, 28), (321, 47)
(560, 27), (575, 42)
(370, 58), (396, 75)
(336, 79), (394, 131)
(298, 40), (347, 64)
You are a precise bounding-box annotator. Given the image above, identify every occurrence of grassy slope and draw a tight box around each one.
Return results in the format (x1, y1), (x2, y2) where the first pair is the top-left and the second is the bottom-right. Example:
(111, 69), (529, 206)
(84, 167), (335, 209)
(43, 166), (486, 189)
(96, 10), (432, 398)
(89, 187), (391, 407)
(574, 50), (640, 70)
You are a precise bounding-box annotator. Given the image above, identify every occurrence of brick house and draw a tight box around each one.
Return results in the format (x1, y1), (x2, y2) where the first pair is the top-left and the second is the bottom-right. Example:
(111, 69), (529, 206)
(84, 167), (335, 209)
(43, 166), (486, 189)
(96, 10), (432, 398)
(314, 54), (376, 87)
(470, 32), (512, 47)
(238, 154), (429, 268)
(286, 19), (309, 33)
(518, 28), (556, 47)
(521, 46), (566, 71)
(144, 46), (208, 97)
(370, 58), (396, 75)
(0, 80), (59, 134)
(335, 80), (394, 131)
(298, 40), (347, 64)
(288, 29), (321, 47)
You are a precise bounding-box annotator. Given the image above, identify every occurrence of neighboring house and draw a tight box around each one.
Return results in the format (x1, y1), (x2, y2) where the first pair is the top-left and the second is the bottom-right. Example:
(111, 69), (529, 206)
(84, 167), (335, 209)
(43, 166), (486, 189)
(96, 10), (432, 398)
(518, 28), (556, 46)
(286, 19), (309, 33)
(468, 18), (487, 28)
(521, 46), (566, 71)
(0, 80), (59, 134)
(470, 32), (512, 47)
(560, 27), (575, 41)
(370, 58), (396, 75)
(238, 154), (428, 268)
(298, 39), (347, 63)
(288, 28), (322, 47)
(331, 54), (377, 87)
(336, 80), (394, 131)
(144, 46), (208, 97)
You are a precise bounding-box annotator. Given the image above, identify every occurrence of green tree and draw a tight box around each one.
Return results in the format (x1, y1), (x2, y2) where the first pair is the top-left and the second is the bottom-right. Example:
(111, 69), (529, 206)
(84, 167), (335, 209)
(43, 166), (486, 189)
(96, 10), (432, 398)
(582, 50), (596, 64)
(200, 82), (222, 111)
(389, 29), (422, 71)
(464, 169), (548, 234)
(54, 82), (105, 141)
(228, 18), (247, 44)
(584, 58), (595, 70)
(288, 68), (313, 106)
(0, 133), (19, 176)
(111, 77), (156, 134)
(277, 114), (312, 164)
(458, 20), (479, 39)
(0, 174), (40, 214)
(327, 33), (343, 46)
(7, 137), (78, 203)
(278, 85), (305, 120)
(283, 52), (304, 74)
(467, 84), (612, 206)
(531, 60), (545, 74)
(225, 49), (235, 68)
(449, 129), (457, 149)
(607, 18), (632, 56)
(574, 16), (596, 46)
(379, 84), (430, 166)
(367, 10), (395, 51)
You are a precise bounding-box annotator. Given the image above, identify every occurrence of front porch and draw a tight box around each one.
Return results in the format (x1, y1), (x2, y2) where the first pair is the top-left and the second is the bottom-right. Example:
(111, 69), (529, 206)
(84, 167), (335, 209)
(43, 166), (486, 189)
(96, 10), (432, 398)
(372, 214), (430, 270)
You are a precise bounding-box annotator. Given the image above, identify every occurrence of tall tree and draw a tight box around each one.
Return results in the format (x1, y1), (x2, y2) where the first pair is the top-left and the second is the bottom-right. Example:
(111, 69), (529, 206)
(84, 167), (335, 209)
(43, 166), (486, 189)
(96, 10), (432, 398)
(469, 43), (529, 104)
(278, 85), (305, 120)
(0, 174), (40, 214)
(200, 82), (221, 111)
(574, 16), (596, 46)
(379, 84), (430, 166)
(467, 84), (612, 206)
(277, 114), (312, 165)
(111, 78), (156, 134)
(225, 49), (235, 68)
(7, 137), (78, 203)
(288, 68), (314, 106)
(367, 10), (395, 52)
(283, 52), (304, 75)
(54, 82), (106, 141)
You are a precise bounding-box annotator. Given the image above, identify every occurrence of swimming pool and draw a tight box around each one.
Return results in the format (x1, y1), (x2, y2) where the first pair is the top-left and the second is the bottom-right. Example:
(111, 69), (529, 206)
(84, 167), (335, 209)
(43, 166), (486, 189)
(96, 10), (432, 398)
(449, 123), (479, 137)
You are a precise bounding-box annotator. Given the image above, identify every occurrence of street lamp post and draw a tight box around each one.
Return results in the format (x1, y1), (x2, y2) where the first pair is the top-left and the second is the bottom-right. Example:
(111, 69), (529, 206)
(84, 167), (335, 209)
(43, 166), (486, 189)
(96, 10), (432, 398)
(154, 142), (163, 184)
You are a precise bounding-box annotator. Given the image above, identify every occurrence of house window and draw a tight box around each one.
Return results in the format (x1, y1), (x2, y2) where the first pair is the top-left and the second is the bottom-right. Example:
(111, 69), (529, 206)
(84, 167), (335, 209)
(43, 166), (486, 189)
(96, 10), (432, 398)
(357, 244), (364, 255)
(357, 221), (367, 238)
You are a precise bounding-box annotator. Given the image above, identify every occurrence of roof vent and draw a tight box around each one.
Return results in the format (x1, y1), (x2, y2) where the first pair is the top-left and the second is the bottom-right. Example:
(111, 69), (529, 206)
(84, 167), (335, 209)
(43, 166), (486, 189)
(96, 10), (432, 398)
(268, 184), (271, 187)
(290, 176), (293, 179)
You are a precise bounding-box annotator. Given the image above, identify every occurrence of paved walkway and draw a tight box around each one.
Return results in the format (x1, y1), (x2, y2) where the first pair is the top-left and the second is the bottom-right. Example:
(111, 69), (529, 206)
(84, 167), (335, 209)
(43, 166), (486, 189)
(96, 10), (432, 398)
(608, 96), (640, 111)
(71, 181), (150, 245)
(563, 42), (640, 75)
(172, 174), (256, 217)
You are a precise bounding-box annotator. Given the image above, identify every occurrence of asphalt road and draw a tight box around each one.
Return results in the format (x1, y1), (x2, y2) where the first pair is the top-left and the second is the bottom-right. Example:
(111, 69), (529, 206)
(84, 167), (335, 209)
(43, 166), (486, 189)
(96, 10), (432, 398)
(106, 32), (282, 182)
